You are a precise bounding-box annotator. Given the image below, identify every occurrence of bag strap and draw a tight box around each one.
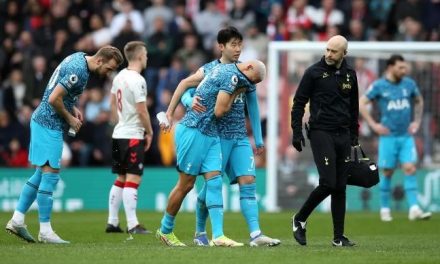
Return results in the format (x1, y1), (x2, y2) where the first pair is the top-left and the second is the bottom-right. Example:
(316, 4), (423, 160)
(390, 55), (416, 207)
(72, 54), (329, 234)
(353, 146), (358, 161)
(358, 145), (367, 158)
(353, 145), (370, 162)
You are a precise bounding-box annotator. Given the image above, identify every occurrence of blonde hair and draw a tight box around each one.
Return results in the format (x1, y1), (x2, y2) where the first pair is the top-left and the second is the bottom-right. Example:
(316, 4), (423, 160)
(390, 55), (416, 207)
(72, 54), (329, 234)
(95, 45), (124, 66)
(123, 41), (147, 61)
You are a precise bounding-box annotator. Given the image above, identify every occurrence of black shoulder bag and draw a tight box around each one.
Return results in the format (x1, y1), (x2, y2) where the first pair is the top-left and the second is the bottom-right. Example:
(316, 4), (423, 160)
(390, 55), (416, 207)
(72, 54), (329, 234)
(346, 145), (380, 188)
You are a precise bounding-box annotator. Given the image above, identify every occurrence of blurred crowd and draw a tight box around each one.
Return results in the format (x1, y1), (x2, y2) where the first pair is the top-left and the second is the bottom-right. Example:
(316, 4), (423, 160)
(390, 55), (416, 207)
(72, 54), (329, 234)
(1, 0), (439, 168)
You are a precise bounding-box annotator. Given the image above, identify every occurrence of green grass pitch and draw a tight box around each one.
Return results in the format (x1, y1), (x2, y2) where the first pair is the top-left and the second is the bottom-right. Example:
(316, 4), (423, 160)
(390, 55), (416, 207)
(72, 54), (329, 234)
(1, 211), (439, 264)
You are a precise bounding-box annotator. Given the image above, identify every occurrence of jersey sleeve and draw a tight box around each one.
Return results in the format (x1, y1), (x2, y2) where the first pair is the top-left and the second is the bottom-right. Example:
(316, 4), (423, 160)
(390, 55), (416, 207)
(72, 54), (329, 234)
(58, 62), (86, 95)
(219, 71), (239, 94)
(111, 75), (118, 95)
(365, 81), (380, 100)
(133, 78), (147, 103)
(246, 90), (264, 147)
(291, 67), (313, 131)
(410, 78), (421, 97)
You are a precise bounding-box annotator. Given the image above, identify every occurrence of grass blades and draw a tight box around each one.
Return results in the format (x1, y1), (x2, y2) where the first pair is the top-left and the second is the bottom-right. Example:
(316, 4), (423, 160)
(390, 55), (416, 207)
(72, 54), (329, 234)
(0, 211), (439, 264)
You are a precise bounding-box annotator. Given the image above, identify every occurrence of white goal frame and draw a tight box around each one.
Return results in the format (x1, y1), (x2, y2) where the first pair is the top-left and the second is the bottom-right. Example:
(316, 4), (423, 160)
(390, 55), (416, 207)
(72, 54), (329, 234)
(266, 41), (440, 212)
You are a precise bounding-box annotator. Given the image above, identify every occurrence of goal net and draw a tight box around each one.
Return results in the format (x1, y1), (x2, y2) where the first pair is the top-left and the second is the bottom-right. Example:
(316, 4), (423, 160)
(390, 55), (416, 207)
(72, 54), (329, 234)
(265, 42), (440, 212)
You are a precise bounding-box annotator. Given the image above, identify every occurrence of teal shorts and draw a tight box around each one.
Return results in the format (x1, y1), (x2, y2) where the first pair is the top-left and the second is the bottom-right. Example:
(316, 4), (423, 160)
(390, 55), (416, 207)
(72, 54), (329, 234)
(28, 119), (63, 169)
(378, 135), (417, 169)
(175, 124), (222, 176)
(221, 137), (256, 184)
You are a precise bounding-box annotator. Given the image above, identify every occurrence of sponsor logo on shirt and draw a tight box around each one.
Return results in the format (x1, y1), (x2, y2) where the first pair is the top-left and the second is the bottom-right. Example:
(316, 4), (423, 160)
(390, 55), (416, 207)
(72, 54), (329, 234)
(387, 99), (410, 111)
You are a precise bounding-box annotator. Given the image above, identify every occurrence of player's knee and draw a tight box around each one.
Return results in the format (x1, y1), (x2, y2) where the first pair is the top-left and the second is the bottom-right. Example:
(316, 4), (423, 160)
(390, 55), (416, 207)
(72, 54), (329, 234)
(126, 174), (141, 184)
(403, 165), (416, 175)
(178, 178), (195, 193)
(382, 169), (394, 177)
(178, 181), (194, 193)
(44, 173), (59, 184)
(237, 175), (255, 185)
(206, 175), (222, 192)
(40, 173), (60, 192)
(116, 175), (126, 183)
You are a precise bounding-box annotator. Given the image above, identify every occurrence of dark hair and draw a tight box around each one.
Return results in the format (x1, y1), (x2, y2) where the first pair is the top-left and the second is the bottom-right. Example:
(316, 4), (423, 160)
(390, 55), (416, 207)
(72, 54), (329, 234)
(386, 54), (405, 66)
(217, 26), (243, 45)
(123, 41), (146, 61)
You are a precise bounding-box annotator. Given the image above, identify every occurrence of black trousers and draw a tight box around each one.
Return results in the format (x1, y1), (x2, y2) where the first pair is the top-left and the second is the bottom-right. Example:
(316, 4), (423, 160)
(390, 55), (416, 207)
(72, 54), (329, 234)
(296, 129), (351, 239)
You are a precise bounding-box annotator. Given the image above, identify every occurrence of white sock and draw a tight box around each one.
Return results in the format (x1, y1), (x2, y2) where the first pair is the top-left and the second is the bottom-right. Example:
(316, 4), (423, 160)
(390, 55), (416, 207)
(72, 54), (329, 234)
(250, 230), (262, 239)
(123, 187), (139, 230)
(12, 211), (25, 225)
(108, 185), (123, 226)
(40, 222), (53, 234)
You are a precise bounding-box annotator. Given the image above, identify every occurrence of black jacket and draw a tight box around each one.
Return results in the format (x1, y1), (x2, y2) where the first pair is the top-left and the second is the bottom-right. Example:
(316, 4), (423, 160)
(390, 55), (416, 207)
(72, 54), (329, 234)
(291, 56), (359, 137)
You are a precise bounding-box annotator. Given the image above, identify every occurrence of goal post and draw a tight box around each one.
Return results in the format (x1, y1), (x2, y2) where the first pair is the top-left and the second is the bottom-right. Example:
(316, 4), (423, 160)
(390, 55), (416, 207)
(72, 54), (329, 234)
(265, 41), (440, 212)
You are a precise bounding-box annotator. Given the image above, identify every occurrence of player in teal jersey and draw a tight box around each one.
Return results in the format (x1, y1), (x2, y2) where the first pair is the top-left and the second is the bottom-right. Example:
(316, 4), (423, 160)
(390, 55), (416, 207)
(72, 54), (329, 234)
(179, 27), (279, 247)
(6, 46), (123, 243)
(156, 60), (267, 247)
(359, 54), (432, 222)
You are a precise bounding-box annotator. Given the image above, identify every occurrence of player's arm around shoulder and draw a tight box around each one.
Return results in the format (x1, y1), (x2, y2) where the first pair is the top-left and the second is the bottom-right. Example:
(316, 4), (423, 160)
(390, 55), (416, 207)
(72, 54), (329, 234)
(215, 91), (235, 118)
(166, 68), (205, 123)
(214, 72), (244, 118)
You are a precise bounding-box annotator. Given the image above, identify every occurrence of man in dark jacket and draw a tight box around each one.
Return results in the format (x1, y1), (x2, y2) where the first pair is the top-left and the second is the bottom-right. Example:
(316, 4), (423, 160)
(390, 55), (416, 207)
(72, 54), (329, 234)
(290, 35), (359, 247)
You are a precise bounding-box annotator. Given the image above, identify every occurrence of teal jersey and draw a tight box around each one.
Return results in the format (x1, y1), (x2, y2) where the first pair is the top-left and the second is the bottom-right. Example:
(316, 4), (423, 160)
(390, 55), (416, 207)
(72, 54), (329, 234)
(180, 60), (222, 109)
(32, 52), (90, 131)
(202, 59), (222, 73)
(180, 63), (253, 137)
(366, 76), (420, 135)
(217, 81), (256, 139)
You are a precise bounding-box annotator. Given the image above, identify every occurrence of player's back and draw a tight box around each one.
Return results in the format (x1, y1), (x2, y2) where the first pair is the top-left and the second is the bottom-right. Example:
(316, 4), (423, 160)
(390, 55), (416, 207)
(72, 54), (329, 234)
(181, 64), (242, 137)
(111, 69), (147, 139)
(216, 65), (255, 140)
(32, 52), (89, 131)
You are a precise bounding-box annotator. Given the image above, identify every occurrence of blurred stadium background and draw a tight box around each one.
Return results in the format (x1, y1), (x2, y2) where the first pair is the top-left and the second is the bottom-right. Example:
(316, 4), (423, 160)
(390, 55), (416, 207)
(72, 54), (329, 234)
(1, 0), (440, 215)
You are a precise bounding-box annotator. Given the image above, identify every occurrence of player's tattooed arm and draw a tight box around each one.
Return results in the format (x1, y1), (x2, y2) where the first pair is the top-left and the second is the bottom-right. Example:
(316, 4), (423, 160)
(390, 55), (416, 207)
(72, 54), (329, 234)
(409, 95), (423, 134)
(413, 95), (423, 124)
